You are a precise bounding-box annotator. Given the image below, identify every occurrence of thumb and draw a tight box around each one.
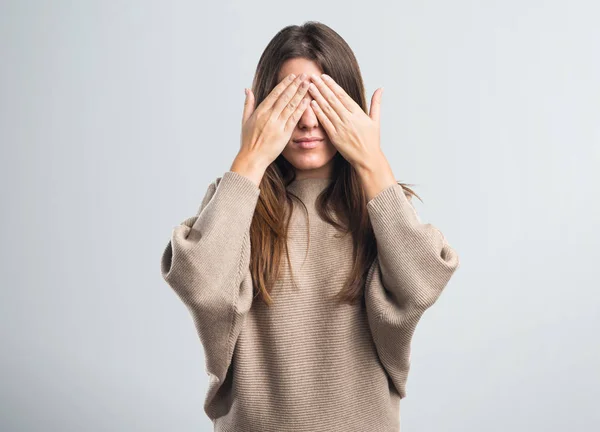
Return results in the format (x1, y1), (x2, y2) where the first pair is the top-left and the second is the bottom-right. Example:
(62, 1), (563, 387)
(369, 87), (383, 123)
(242, 88), (255, 125)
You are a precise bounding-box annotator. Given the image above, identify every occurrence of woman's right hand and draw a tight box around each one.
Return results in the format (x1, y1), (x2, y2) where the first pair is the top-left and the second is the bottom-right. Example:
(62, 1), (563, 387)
(233, 73), (311, 182)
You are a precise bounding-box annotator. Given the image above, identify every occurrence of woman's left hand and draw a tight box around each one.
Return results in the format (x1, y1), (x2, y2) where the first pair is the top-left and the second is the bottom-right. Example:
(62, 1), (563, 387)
(307, 73), (384, 171)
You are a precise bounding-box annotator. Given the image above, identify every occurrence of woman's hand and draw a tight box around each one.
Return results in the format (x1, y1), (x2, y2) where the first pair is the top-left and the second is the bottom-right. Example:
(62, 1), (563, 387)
(237, 73), (311, 173)
(308, 73), (396, 200)
(307, 73), (384, 171)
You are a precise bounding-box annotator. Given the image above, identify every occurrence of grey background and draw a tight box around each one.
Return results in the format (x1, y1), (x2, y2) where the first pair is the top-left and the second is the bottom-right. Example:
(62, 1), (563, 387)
(1, 1), (598, 431)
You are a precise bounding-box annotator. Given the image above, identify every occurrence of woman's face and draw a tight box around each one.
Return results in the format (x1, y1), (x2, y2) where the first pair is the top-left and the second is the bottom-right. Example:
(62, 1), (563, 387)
(277, 58), (338, 179)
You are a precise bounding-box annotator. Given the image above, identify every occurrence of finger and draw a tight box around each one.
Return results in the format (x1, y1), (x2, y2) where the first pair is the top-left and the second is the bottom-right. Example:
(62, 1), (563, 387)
(369, 87), (383, 123)
(284, 95), (311, 133)
(278, 78), (310, 123)
(271, 74), (306, 119)
(308, 81), (343, 127)
(308, 74), (347, 121)
(259, 73), (297, 113)
(242, 88), (255, 125)
(320, 74), (360, 114)
(309, 99), (336, 138)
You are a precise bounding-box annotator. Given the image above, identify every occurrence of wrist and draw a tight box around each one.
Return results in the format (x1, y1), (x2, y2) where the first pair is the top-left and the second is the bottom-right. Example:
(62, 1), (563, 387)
(354, 149), (388, 177)
(354, 151), (397, 202)
(230, 152), (268, 187)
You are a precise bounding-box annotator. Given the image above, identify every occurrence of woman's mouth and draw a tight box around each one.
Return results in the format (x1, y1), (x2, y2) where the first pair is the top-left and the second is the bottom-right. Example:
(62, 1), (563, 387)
(293, 138), (324, 149)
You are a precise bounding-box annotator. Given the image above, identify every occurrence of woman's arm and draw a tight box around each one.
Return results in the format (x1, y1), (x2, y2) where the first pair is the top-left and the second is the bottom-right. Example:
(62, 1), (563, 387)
(160, 170), (260, 417)
(363, 182), (460, 399)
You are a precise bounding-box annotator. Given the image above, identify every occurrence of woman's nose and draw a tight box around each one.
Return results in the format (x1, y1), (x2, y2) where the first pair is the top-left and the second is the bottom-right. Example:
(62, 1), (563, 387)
(298, 102), (319, 129)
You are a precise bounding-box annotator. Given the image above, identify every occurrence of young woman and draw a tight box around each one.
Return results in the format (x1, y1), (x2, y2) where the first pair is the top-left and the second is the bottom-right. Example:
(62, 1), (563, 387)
(160, 21), (460, 432)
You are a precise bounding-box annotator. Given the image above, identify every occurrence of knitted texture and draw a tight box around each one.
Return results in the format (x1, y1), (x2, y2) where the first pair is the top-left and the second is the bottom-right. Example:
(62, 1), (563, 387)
(160, 170), (460, 432)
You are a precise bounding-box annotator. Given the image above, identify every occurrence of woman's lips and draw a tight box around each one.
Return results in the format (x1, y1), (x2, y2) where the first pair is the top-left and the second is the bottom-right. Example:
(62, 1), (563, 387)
(294, 138), (323, 149)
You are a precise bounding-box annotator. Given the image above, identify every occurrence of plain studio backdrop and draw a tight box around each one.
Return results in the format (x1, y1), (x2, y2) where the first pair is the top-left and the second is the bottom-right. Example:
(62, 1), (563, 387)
(1, 1), (598, 431)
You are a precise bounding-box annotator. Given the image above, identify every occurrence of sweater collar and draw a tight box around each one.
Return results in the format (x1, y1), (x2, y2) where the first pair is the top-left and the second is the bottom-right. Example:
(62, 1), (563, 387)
(286, 177), (333, 203)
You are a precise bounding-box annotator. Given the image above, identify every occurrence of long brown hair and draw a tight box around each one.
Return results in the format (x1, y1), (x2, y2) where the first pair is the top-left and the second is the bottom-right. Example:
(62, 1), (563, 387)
(248, 21), (420, 307)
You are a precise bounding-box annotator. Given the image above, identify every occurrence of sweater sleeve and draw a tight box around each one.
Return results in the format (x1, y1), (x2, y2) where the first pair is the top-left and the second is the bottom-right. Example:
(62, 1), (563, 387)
(364, 182), (460, 399)
(160, 170), (260, 418)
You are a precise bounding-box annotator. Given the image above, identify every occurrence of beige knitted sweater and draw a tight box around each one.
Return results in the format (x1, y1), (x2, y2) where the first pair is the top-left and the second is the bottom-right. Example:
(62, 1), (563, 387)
(160, 170), (460, 432)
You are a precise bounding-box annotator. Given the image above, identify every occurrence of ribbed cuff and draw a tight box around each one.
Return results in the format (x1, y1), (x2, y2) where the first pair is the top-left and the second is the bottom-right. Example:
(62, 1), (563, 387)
(200, 170), (261, 231)
(220, 170), (261, 195)
(366, 183), (420, 227)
